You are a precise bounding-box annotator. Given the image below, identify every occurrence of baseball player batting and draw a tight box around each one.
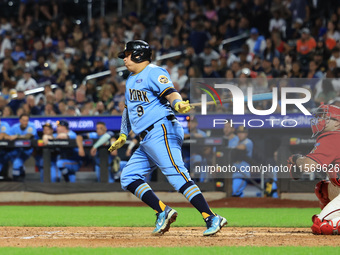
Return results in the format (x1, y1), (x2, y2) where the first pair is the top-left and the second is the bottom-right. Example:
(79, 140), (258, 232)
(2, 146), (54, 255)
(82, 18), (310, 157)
(108, 40), (227, 236)
(288, 104), (340, 235)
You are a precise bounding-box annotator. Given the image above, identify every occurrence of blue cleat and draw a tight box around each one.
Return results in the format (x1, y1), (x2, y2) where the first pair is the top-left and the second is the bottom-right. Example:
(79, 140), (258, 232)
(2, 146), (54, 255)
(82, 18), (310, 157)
(203, 215), (228, 236)
(152, 206), (178, 235)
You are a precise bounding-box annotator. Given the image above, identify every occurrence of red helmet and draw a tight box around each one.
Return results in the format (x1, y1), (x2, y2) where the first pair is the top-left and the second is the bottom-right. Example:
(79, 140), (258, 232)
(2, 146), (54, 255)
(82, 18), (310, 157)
(311, 104), (340, 137)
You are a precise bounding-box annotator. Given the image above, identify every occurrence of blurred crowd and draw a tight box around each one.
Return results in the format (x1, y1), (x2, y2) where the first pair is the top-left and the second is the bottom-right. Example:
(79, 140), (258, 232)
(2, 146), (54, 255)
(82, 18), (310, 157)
(0, 0), (340, 117)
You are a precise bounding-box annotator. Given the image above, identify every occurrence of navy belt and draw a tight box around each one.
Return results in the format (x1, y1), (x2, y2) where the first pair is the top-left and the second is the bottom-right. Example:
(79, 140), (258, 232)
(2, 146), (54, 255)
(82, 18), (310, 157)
(140, 115), (176, 140)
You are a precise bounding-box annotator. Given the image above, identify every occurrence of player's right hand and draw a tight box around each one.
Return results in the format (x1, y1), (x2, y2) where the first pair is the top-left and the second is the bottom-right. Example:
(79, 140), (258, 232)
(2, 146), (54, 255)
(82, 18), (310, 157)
(108, 134), (127, 152)
(287, 154), (303, 180)
(174, 100), (191, 114)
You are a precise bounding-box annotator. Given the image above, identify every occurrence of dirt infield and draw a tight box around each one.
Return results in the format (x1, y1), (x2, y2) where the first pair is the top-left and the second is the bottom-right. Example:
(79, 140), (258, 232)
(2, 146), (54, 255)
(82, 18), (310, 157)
(0, 226), (335, 247)
(0, 198), (324, 247)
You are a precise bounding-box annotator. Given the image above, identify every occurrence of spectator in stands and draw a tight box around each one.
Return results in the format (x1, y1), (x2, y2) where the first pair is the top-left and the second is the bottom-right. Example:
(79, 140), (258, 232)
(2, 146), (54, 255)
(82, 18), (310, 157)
(110, 100), (125, 115)
(57, 101), (67, 115)
(170, 64), (188, 91)
(54, 88), (65, 105)
(0, 58), (16, 89)
(263, 38), (280, 62)
(83, 42), (95, 68)
(106, 59), (122, 87)
(8, 89), (26, 115)
(75, 87), (87, 109)
(43, 102), (56, 116)
(8, 113), (38, 181)
(25, 51), (38, 70)
(13, 66), (25, 83)
(38, 65), (56, 87)
(98, 84), (113, 110)
(0, 31), (12, 60)
(261, 58), (279, 78)
(288, 61), (303, 78)
(306, 60), (324, 79)
(93, 101), (107, 115)
(189, 21), (210, 54)
(198, 44), (220, 66)
(315, 79), (337, 105)
(11, 43), (26, 63)
(246, 28), (266, 56)
(296, 28), (316, 67)
(15, 68), (38, 92)
(269, 10), (286, 34)
(54, 119), (81, 183)
(2, 106), (13, 117)
(76, 122), (117, 182)
(25, 95), (41, 115)
(202, 62), (220, 78)
(330, 47), (340, 68)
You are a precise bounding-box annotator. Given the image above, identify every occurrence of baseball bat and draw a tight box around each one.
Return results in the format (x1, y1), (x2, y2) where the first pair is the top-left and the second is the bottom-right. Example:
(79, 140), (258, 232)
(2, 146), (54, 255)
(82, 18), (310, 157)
(190, 92), (273, 107)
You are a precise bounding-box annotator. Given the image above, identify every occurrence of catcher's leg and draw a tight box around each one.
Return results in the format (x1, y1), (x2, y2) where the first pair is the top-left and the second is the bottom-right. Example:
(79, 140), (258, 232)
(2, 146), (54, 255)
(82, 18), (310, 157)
(312, 188), (340, 235)
(311, 215), (340, 235)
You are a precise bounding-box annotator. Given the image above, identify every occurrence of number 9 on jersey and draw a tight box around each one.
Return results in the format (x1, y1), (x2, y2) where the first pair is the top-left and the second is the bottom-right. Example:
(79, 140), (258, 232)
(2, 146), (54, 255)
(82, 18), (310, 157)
(137, 105), (144, 117)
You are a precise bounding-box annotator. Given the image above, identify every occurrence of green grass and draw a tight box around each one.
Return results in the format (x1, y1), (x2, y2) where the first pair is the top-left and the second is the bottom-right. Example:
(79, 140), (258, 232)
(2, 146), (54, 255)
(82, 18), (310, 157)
(0, 206), (319, 227)
(0, 247), (333, 255)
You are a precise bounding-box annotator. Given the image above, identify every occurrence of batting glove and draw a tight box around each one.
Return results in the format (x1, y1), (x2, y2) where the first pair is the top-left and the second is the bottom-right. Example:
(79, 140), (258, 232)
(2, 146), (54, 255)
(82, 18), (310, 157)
(174, 100), (191, 114)
(108, 134), (127, 152)
(287, 154), (303, 180)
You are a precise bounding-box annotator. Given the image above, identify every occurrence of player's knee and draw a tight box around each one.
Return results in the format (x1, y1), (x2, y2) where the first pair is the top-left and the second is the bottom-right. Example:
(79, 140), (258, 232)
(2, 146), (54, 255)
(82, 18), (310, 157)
(120, 171), (131, 190)
(315, 180), (330, 209)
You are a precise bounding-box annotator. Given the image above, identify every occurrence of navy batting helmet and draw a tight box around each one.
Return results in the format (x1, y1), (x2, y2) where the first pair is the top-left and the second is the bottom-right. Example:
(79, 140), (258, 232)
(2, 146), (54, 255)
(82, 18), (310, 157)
(118, 40), (152, 63)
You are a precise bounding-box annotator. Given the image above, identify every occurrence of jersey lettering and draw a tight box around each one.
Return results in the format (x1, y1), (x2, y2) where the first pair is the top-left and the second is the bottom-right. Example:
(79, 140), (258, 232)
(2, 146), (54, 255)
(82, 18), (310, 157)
(129, 89), (150, 103)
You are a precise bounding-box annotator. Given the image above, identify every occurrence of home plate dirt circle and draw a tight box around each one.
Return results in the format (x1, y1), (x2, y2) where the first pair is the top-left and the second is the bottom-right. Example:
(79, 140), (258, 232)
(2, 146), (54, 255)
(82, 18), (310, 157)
(0, 227), (336, 247)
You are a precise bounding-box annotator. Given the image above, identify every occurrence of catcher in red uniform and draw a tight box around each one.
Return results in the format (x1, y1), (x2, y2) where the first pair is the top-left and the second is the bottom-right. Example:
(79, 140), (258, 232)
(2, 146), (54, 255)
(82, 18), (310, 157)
(288, 104), (340, 235)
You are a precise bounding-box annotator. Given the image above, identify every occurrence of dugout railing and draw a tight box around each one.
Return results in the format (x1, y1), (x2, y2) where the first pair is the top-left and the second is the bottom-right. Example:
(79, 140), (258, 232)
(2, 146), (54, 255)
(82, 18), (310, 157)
(0, 132), (320, 196)
(0, 138), (217, 194)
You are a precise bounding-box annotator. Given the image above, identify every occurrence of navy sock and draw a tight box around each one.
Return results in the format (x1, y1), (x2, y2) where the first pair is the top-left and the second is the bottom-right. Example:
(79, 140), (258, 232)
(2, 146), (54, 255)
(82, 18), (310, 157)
(180, 181), (214, 219)
(127, 180), (166, 213)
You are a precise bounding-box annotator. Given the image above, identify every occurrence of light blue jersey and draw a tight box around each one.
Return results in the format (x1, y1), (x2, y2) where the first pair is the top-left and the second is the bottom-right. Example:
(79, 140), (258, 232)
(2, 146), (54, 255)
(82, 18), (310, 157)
(232, 137), (253, 197)
(10, 122), (38, 138)
(9, 121), (38, 179)
(0, 121), (11, 173)
(0, 121), (10, 135)
(125, 64), (174, 134)
(54, 130), (81, 183)
(120, 64), (192, 191)
(238, 138), (253, 158)
(228, 135), (239, 148)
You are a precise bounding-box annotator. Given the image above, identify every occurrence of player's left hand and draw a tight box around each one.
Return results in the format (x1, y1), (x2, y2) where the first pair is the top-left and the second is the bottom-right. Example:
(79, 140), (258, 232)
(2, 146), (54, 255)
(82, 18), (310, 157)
(287, 154), (303, 180)
(108, 134), (127, 152)
(174, 100), (191, 114)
